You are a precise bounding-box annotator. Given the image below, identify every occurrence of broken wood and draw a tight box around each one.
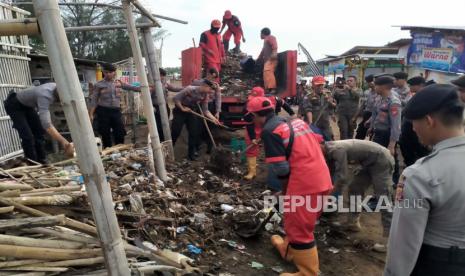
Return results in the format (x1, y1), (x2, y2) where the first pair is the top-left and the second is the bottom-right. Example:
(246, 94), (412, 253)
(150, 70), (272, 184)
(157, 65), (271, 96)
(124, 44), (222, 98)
(0, 260), (42, 269)
(0, 215), (65, 231)
(8, 195), (74, 206)
(0, 266), (68, 272)
(0, 234), (85, 249)
(21, 186), (81, 195)
(0, 206), (14, 214)
(22, 228), (98, 245)
(0, 198), (98, 236)
(0, 181), (33, 191)
(23, 257), (105, 267)
(0, 190), (21, 197)
(0, 244), (102, 260)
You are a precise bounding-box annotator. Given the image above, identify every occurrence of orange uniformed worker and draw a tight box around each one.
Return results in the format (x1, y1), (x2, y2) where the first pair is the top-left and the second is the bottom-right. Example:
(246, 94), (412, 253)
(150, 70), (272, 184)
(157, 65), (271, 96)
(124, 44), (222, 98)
(248, 96), (333, 276)
(257, 28), (278, 93)
(220, 10), (245, 53)
(199, 19), (225, 78)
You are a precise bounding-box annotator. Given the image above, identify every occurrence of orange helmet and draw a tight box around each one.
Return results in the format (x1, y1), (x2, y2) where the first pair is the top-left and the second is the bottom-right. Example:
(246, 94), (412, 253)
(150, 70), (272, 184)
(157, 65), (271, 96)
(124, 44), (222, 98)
(224, 10), (232, 19)
(211, 19), (221, 28)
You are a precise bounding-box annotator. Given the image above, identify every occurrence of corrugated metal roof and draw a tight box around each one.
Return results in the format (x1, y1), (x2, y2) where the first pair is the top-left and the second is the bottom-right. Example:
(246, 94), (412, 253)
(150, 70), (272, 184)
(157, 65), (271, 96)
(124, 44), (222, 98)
(396, 25), (465, 32)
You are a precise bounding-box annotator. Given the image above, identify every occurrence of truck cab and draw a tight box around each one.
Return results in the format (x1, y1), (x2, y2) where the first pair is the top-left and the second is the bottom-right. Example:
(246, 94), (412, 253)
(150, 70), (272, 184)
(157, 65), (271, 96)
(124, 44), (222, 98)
(181, 47), (297, 128)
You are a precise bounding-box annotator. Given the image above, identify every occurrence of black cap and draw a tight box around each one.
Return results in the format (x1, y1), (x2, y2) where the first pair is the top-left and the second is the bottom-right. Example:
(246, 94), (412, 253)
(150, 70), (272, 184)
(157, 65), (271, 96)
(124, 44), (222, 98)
(451, 75), (465, 88)
(364, 74), (374, 83)
(403, 84), (460, 120)
(425, 79), (436, 86)
(374, 76), (395, 86)
(393, 72), (408, 80)
(203, 79), (215, 88)
(407, 76), (425, 86)
(102, 63), (116, 72)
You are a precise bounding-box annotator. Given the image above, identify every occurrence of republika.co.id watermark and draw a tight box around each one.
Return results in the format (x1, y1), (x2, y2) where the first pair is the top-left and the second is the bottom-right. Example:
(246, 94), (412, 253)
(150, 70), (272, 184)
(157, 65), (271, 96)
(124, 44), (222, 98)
(264, 195), (424, 213)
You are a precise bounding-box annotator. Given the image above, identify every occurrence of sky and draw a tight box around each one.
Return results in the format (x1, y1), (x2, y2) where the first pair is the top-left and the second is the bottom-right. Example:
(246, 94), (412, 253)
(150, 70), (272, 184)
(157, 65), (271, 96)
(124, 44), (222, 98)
(141, 0), (465, 68)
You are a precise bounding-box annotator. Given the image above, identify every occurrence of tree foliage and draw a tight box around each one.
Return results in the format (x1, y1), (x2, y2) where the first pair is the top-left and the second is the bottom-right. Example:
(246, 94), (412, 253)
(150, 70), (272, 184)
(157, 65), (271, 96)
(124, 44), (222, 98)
(15, 0), (166, 63)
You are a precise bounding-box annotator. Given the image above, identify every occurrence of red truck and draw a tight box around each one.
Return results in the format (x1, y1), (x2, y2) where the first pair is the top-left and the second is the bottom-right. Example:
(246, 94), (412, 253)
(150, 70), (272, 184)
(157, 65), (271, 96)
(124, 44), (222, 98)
(181, 47), (297, 128)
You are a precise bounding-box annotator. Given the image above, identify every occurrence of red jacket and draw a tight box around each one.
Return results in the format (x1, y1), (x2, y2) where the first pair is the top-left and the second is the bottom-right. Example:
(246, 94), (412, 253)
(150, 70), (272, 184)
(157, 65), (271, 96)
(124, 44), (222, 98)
(222, 15), (243, 35)
(262, 115), (333, 195)
(199, 30), (225, 64)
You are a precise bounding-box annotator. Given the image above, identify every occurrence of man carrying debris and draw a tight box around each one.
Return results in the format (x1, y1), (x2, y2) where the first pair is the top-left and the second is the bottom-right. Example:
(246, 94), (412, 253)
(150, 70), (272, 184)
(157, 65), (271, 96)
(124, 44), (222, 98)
(300, 75), (336, 141)
(322, 139), (393, 237)
(89, 63), (141, 148)
(171, 81), (218, 160)
(392, 72), (410, 107)
(333, 76), (361, 139)
(220, 10), (245, 54)
(257, 28), (278, 93)
(247, 96), (333, 275)
(4, 82), (74, 163)
(385, 84), (465, 276)
(354, 74), (377, 139)
(199, 20), (225, 80)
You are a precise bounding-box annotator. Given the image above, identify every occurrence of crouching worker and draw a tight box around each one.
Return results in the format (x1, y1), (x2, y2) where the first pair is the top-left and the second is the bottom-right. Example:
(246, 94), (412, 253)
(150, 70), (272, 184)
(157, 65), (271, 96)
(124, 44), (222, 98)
(243, 87), (266, 180)
(322, 139), (394, 238)
(171, 80), (219, 160)
(248, 96), (333, 276)
(4, 82), (74, 163)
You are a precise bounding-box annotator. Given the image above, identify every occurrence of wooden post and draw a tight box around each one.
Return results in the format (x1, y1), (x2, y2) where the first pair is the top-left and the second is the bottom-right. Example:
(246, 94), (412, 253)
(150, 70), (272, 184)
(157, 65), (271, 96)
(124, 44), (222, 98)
(140, 18), (174, 160)
(122, 0), (167, 181)
(127, 57), (137, 144)
(32, 0), (129, 274)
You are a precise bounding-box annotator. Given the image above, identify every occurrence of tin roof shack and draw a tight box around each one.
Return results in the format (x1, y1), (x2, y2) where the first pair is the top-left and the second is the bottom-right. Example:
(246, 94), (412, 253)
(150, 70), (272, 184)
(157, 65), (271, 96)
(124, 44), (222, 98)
(316, 42), (408, 86)
(398, 25), (465, 83)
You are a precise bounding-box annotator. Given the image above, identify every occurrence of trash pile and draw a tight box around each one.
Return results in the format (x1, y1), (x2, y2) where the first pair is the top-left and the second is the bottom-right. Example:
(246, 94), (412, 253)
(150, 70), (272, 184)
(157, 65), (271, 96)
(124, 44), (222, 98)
(0, 144), (276, 275)
(220, 52), (262, 98)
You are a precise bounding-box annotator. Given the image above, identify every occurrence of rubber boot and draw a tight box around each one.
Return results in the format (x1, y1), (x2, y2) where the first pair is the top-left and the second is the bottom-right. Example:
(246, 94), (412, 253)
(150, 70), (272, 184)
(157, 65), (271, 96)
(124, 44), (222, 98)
(271, 235), (292, 261)
(223, 40), (230, 53)
(280, 246), (319, 276)
(233, 43), (241, 54)
(345, 213), (362, 232)
(243, 156), (257, 180)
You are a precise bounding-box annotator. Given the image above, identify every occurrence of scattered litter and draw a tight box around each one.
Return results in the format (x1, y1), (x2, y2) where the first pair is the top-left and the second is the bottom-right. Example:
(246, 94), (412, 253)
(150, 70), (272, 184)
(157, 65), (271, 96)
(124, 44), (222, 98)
(221, 204), (234, 213)
(272, 266), (284, 273)
(131, 163), (142, 170)
(249, 261), (264, 269)
(328, 247), (340, 254)
(187, 244), (202, 254)
(176, 226), (187, 234)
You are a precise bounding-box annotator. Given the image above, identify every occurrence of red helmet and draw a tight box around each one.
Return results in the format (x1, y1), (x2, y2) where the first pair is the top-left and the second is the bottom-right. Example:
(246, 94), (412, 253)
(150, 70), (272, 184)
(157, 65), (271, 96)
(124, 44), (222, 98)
(247, 96), (274, 113)
(312, 75), (326, 85)
(224, 10), (232, 19)
(249, 86), (265, 97)
(211, 19), (221, 28)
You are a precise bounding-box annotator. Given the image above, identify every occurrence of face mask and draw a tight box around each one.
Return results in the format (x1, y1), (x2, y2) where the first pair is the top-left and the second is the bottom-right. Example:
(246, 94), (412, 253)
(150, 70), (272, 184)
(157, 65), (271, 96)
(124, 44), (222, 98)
(210, 27), (219, 34)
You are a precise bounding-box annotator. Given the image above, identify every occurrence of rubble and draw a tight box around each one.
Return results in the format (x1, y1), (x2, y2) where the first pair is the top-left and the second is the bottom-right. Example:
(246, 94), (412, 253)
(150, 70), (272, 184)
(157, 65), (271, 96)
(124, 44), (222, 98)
(220, 53), (262, 98)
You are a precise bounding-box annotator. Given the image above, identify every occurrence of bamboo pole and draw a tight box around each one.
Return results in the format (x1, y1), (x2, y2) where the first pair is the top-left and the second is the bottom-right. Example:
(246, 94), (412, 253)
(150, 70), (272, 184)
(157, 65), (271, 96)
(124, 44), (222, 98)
(0, 234), (84, 249)
(122, 0), (167, 182)
(128, 0), (160, 27)
(8, 195), (74, 206)
(128, 57), (137, 144)
(21, 185), (81, 194)
(22, 228), (98, 245)
(64, 23), (156, 32)
(0, 266), (68, 272)
(0, 190), (20, 197)
(0, 18), (39, 36)
(0, 197), (97, 236)
(0, 215), (65, 231)
(140, 18), (174, 160)
(23, 257), (105, 267)
(0, 206), (14, 213)
(0, 260), (43, 269)
(32, 0), (129, 273)
(0, 244), (102, 260)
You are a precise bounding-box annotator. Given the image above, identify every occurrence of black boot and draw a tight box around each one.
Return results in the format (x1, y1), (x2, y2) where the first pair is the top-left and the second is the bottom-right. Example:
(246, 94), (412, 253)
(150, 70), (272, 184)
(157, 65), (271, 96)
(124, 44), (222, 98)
(233, 44), (241, 54)
(223, 40), (230, 54)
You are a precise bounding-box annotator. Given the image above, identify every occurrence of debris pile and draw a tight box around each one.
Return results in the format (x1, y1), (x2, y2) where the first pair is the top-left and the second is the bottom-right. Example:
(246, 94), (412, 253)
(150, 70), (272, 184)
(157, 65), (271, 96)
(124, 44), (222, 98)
(220, 53), (262, 98)
(0, 144), (274, 275)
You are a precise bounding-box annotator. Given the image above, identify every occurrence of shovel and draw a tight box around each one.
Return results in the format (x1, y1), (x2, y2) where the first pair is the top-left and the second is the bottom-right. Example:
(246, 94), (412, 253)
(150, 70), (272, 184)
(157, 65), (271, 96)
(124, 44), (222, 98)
(189, 109), (235, 131)
(236, 208), (276, 238)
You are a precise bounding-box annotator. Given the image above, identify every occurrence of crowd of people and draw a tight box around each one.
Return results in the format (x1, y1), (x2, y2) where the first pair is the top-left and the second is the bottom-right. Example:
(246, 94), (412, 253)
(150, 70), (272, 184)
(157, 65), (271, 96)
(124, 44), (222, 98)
(3, 8), (465, 276)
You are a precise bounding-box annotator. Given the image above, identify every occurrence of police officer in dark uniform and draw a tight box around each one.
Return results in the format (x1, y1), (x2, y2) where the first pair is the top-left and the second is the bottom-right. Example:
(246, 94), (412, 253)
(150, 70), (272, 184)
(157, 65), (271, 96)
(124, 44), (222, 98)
(399, 76), (430, 166)
(385, 84), (465, 276)
(355, 74), (377, 139)
(89, 63), (140, 148)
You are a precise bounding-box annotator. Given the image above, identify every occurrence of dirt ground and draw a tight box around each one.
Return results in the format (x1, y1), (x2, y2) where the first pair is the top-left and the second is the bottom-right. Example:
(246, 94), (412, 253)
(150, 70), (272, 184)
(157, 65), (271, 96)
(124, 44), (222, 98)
(130, 118), (387, 276)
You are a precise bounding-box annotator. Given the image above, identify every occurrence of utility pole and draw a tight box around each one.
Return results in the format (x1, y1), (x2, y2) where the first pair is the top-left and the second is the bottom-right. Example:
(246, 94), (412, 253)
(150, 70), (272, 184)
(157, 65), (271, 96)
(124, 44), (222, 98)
(140, 17), (174, 160)
(122, 0), (167, 181)
(32, 0), (129, 274)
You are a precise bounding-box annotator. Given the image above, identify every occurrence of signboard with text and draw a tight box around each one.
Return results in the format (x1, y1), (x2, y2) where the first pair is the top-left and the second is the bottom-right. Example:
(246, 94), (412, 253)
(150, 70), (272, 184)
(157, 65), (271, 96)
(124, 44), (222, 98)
(421, 48), (453, 72)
